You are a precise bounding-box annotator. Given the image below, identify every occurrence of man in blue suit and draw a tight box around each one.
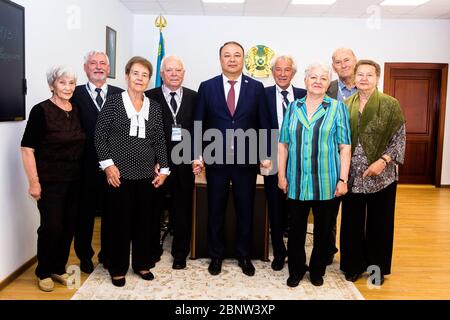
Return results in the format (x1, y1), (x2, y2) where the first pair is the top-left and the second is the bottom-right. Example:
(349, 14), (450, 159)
(192, 41), (271, 277)
(264, 55), (306, 271)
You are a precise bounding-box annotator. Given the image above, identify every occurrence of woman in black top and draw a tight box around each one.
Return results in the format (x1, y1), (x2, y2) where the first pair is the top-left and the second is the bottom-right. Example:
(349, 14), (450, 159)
(21, 66), (85, 292)
(95, 56), (169, 287)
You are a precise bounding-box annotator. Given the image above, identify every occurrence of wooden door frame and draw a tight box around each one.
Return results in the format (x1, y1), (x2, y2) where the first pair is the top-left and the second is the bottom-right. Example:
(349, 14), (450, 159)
(384, 63), (448, 187)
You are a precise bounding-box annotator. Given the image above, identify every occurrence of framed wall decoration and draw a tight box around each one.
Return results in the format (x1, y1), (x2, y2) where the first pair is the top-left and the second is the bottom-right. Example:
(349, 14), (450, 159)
(106, 26), (116, 79)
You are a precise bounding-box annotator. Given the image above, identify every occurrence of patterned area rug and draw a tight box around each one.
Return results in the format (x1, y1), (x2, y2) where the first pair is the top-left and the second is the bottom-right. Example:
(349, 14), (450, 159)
(72, 227), (364, 300)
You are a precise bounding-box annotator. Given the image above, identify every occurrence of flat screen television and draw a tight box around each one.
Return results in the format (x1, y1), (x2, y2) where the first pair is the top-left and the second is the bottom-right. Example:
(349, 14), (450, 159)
(0, 0), (26, 121)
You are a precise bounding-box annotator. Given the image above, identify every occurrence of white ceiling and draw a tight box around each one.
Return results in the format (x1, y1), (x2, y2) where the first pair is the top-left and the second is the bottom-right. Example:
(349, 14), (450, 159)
(120, 0), (450, 19)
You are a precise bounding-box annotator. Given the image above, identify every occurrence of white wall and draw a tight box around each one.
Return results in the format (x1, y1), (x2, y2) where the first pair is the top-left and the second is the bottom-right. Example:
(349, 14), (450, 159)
(133, 15), (450, 184)
(2, 6), (450, 283)
(0, 0), (133, 282)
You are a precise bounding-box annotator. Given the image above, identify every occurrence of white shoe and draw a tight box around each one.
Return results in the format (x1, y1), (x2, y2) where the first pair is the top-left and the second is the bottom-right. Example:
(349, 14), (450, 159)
(38, 277), (54, 292)
(51, 273), (70, 286)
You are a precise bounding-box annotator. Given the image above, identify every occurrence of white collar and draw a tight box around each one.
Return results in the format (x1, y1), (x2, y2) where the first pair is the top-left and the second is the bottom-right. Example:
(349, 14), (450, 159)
(222, 74), (242, 86)
(276, 84), (294, 96)
(122, 91), (149, 139)
(87, 81), (107, 93)
(162, 84), (182, 98)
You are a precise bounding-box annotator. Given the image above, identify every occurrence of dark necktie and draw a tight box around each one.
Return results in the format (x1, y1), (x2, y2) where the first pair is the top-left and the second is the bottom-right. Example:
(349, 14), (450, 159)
(281, 90), (290, 116)
(170, 92), (178, 114)
(227, 80), (237, 116)
(95, 88), (104, 109)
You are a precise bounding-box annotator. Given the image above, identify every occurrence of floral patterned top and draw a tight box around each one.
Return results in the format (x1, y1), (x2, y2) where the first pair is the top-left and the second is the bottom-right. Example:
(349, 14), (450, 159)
(349, 113), (406, 194)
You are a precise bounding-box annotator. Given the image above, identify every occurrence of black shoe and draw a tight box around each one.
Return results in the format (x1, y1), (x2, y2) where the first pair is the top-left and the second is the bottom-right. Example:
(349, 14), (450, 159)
(310, 274), (324, 287)
(172, 259), (187, 270)
(134, 270), (154, 281)
(345, 273), (362, 282)
(287, 272), (305, 287)
(111, 277), (126, 287)
(208, 258), (222, 276)
(271, 256), (286, 271)
(80, 259), (94, 274)
(326, 254), (335, 266)
(238, 258), (255, 277)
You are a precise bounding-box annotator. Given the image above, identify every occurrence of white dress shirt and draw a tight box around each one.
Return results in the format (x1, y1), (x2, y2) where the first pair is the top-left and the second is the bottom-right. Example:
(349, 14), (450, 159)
(276, 84), (294, 129)
(222, 74), (242, 110)
(86, 82), (108, 111)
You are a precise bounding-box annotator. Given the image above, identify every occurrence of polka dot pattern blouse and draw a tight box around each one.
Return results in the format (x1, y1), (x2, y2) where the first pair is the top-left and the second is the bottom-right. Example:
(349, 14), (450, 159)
(95, 93), (168, 180)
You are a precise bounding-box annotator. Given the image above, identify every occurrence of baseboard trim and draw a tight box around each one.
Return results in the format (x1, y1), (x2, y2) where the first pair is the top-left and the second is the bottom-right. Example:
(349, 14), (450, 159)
(440, 185), (450, 188)
(0, 256), (37, 291)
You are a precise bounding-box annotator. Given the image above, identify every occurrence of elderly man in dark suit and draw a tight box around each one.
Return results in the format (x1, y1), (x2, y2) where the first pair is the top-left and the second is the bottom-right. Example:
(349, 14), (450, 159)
(145, 55), (197, 270)
(71, 51), (123, 273)
(326, 48), (358, 265)
(192, 41), (272, 277)
(264, 55), (306, 271)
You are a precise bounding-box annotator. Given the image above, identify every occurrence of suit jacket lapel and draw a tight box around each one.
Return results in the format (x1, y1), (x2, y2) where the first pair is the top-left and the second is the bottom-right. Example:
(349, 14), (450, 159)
(82, 84), (99, 115)
(177, 87), (188, 122)
(269, 86), (278, 128)
(216, 76), (230, 117)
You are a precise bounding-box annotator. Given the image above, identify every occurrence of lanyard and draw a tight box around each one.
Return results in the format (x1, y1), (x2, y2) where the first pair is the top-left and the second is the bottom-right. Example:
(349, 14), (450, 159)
(166, 88), (182, 126)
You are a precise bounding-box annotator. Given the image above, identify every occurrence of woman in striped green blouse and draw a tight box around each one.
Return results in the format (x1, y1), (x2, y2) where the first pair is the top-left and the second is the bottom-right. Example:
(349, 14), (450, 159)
(278, 63), (351, 288)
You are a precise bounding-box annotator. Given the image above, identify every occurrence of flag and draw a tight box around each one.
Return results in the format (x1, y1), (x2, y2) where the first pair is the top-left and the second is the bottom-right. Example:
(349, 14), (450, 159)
(155, 31), (165, 87)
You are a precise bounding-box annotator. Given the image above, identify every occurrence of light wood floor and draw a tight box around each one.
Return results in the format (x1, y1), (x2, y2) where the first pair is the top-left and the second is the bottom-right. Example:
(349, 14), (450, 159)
(1, 184), (449, 300)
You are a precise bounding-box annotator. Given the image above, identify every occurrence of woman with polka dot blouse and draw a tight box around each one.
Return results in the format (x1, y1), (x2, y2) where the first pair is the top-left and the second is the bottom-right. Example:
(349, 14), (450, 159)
(95, 56), (169, 287)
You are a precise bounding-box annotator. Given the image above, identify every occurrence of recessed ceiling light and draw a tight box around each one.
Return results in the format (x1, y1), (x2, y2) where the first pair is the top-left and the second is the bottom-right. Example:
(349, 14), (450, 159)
(202, 0), (245, 3)
(291, 0), (336, 4)
(380, 0), (430, 6)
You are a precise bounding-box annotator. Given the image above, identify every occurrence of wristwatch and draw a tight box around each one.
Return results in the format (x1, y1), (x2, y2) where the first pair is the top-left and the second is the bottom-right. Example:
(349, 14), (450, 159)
(380, 155), (389, 165)
(339, 178), (348, 184)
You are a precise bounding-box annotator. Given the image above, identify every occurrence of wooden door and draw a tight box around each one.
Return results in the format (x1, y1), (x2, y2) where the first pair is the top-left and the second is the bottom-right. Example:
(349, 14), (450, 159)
(384, 63), (448, 185)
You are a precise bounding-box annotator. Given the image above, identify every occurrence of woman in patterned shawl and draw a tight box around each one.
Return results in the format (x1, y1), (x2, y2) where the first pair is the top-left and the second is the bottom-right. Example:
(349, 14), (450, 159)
(340, 59), (406, 286)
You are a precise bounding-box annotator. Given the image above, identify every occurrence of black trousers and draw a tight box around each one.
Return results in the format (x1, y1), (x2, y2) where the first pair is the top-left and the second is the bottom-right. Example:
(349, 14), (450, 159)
(206, 166), (257, 259)
(340, 182), (397, 276)
(35, 181), (80, 279)
(106, 178), (155, 277)
(263, 174), (287, 260)
(152, 164), (194, 261)
(287, 197), (340, 278)
(74, 169), (108, 263)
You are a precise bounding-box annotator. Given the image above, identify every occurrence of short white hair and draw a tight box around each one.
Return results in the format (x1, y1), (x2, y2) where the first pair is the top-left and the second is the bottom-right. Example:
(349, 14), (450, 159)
(160, 55), (185, 71)
(271, 55), (297, 74)
(46, 65), (77, 87)
(83, 51), (110, 65)
(332, 48), (356, 62)
(305, 63), (332, 79)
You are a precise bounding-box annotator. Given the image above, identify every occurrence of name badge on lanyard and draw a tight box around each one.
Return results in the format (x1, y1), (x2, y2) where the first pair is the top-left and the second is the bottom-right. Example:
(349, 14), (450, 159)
(172, 124), (182, 141)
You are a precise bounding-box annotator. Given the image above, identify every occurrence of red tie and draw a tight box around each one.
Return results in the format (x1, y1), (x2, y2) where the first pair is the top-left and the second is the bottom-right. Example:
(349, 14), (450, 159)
(227, 80), (237, 116)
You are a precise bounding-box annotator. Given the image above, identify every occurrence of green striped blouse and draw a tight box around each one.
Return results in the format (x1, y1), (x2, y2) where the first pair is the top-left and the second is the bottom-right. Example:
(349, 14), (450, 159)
(279, 95), (351, 201)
